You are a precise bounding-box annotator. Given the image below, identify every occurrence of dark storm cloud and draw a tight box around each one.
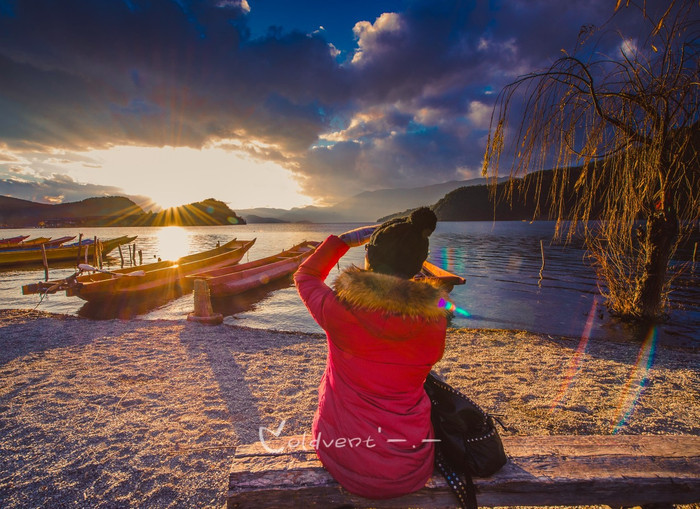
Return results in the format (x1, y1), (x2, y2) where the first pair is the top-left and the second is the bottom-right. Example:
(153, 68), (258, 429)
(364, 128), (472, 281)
(0, 0), (342, 151)
(0, 0), (669, 203)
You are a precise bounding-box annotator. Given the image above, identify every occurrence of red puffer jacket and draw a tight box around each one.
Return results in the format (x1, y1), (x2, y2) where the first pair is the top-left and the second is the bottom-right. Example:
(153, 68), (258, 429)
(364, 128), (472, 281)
(294, 235), (448, 499)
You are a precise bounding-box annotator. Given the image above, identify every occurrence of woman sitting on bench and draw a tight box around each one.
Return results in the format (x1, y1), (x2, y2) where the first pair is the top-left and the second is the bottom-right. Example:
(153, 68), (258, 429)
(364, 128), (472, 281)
(294, 207), (448, 498)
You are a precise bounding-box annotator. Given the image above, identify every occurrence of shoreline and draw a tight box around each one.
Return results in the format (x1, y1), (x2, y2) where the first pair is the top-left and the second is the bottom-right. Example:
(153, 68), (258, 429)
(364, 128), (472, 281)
(0, 309), (698, 508)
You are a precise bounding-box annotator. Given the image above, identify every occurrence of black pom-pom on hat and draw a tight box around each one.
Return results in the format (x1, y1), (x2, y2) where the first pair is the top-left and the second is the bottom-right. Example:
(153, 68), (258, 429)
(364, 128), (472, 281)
(366, 207), (437, 278)
(408, 207), (437, 238)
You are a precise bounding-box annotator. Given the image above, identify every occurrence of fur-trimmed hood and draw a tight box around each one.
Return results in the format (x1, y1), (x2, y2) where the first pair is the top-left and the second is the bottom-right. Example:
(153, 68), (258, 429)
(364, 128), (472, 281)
(333, 266), (449, 321)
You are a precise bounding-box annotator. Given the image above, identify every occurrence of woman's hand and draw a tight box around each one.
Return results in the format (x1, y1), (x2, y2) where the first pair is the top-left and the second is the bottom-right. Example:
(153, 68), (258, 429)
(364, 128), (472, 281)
(338, 225), (379, 248)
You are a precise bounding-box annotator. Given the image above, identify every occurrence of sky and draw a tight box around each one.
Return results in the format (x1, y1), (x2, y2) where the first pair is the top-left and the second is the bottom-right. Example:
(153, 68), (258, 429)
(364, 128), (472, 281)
(0, 0), (677, 211)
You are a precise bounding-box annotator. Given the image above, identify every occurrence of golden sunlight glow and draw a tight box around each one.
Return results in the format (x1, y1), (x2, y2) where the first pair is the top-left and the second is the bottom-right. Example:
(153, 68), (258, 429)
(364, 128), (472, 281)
(154, 226), (190, 261)
(61, 145), (313, 210)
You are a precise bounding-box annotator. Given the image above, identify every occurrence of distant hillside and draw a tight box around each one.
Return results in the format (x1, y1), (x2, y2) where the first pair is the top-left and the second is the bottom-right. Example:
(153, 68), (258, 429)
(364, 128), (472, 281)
(374, 168), (592, 222)
(0, 196), (245, 227)
(332, 177), (510, 221)
(430, 123), (699, 222)
(432, 168), (591, 221)
(0, 195), (144, 227)
(238, 177), (507, 223)
(242, 214), (288, 224)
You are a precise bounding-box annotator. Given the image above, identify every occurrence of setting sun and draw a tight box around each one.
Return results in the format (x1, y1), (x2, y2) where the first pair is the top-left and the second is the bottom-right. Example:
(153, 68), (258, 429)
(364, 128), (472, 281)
(61, 145), (313, 211)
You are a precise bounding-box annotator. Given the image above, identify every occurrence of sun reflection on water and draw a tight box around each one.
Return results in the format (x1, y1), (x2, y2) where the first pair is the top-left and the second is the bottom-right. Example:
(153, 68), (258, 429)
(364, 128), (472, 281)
(154, 227), (190, 261)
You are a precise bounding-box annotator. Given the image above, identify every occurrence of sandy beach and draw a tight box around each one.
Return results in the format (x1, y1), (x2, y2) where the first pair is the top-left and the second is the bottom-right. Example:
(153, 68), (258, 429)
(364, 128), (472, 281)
(0, 308), (698, 508)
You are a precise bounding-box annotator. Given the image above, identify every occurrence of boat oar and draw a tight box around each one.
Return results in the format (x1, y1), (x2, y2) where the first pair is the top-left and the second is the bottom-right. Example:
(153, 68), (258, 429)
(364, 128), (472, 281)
(78, 263), (146, 277)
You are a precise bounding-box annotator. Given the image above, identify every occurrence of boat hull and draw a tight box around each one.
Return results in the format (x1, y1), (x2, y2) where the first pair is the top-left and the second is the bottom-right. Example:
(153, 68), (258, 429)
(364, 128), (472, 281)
(190, 241), (319, 297)
(66, 238), (255, 302)
(192, 242), (465, 298)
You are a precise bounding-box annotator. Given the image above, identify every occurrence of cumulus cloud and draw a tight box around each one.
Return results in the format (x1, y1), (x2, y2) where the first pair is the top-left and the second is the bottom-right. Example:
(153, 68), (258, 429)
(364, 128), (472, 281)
(216, 0), (250, 14)
(351, 13), (405, 66)
(0, 0), (652, 204)
(467, 101), (493, 129)
(620, 38), (640, 58)
(0, 149), (25, 164)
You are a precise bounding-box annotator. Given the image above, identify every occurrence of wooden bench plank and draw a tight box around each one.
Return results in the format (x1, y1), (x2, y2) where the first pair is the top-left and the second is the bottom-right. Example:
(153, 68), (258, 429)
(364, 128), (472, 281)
(228, 435), (700, 508)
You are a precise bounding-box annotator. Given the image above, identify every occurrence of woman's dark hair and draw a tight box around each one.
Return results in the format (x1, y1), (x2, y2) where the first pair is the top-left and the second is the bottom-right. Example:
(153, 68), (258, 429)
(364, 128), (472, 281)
(366, 207), (437, 278)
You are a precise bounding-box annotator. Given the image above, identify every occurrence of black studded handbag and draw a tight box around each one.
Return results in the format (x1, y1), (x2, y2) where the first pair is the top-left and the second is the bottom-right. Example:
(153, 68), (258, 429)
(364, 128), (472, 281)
(424, 371), (508, 509)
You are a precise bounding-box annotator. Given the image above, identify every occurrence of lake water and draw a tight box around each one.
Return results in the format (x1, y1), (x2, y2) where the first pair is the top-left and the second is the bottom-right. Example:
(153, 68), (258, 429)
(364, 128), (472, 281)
(1, 222), (697, 347)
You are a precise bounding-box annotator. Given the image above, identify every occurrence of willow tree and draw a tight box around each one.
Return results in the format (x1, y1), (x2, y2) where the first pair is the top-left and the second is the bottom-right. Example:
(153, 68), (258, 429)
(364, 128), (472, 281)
(483, 0), (699, 320)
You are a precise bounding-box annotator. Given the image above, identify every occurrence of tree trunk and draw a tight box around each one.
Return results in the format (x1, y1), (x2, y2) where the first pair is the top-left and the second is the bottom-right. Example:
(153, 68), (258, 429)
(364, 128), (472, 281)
(633, 208), (679, 319)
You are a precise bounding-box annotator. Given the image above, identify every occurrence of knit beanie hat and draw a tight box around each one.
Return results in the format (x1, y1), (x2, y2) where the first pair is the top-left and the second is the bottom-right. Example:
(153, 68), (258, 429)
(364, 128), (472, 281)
(366, 207), (437, 279)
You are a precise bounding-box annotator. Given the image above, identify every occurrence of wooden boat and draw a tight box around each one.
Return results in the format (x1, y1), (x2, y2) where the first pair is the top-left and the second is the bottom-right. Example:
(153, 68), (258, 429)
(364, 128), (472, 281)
(190, 241), (465, 298)
(1, 235), (136, 267)
(0, 237), (48, 251)
(14, 236), (52, 247)
(23, 238), (256, 302)
(62, 238), (95, 247)
(0, 235), (75, 251)
(0, 234), (30, 247)
(188, 241), (319, 297)
(40, 235), (76, 248)
(415, 260), (466, 292)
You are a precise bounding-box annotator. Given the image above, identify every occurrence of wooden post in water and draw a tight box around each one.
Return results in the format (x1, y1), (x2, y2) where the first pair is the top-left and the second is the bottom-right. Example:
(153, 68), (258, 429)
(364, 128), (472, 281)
(118, 245), (124, 268)
(138, 249), (142, 265)
(75, 233), (83, 267)
(540, 239), (546, 271)
(93, 236), (98, 268)
(538, 239), (546, 287)
(41, 243), (49, 281)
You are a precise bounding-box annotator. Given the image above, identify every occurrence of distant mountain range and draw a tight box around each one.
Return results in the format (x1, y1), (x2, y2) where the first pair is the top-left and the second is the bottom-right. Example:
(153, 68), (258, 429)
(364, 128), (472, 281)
(0, 170), (592, 228)
(237, 177), (509, 223)
(0, 196), (245, 227)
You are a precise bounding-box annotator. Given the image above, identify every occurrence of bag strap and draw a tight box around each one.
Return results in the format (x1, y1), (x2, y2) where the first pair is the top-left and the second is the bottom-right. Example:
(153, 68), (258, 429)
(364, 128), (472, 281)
(434, 446), (477, 509)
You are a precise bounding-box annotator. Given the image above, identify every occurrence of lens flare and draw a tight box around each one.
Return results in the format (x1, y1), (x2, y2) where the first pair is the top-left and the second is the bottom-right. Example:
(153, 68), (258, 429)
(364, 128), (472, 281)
(438, 298), (471, 317)
(610, 326), (657, 434)
(440, 246), (452, 272)
(550, 297), (598, 412)
(438, 246), (465, 276)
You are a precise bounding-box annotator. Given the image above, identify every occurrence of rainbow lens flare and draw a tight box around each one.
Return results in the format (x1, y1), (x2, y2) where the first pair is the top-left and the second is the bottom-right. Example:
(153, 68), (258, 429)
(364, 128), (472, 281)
(610, 326), (658, 434)
(550, 297), (599, 412)
(438, 298), (471, 317)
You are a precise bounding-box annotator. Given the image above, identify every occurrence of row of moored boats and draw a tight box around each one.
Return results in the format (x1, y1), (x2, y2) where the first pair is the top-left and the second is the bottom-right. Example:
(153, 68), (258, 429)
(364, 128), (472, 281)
(0, 234), (137, 266)
(19, 235), (465, 306)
